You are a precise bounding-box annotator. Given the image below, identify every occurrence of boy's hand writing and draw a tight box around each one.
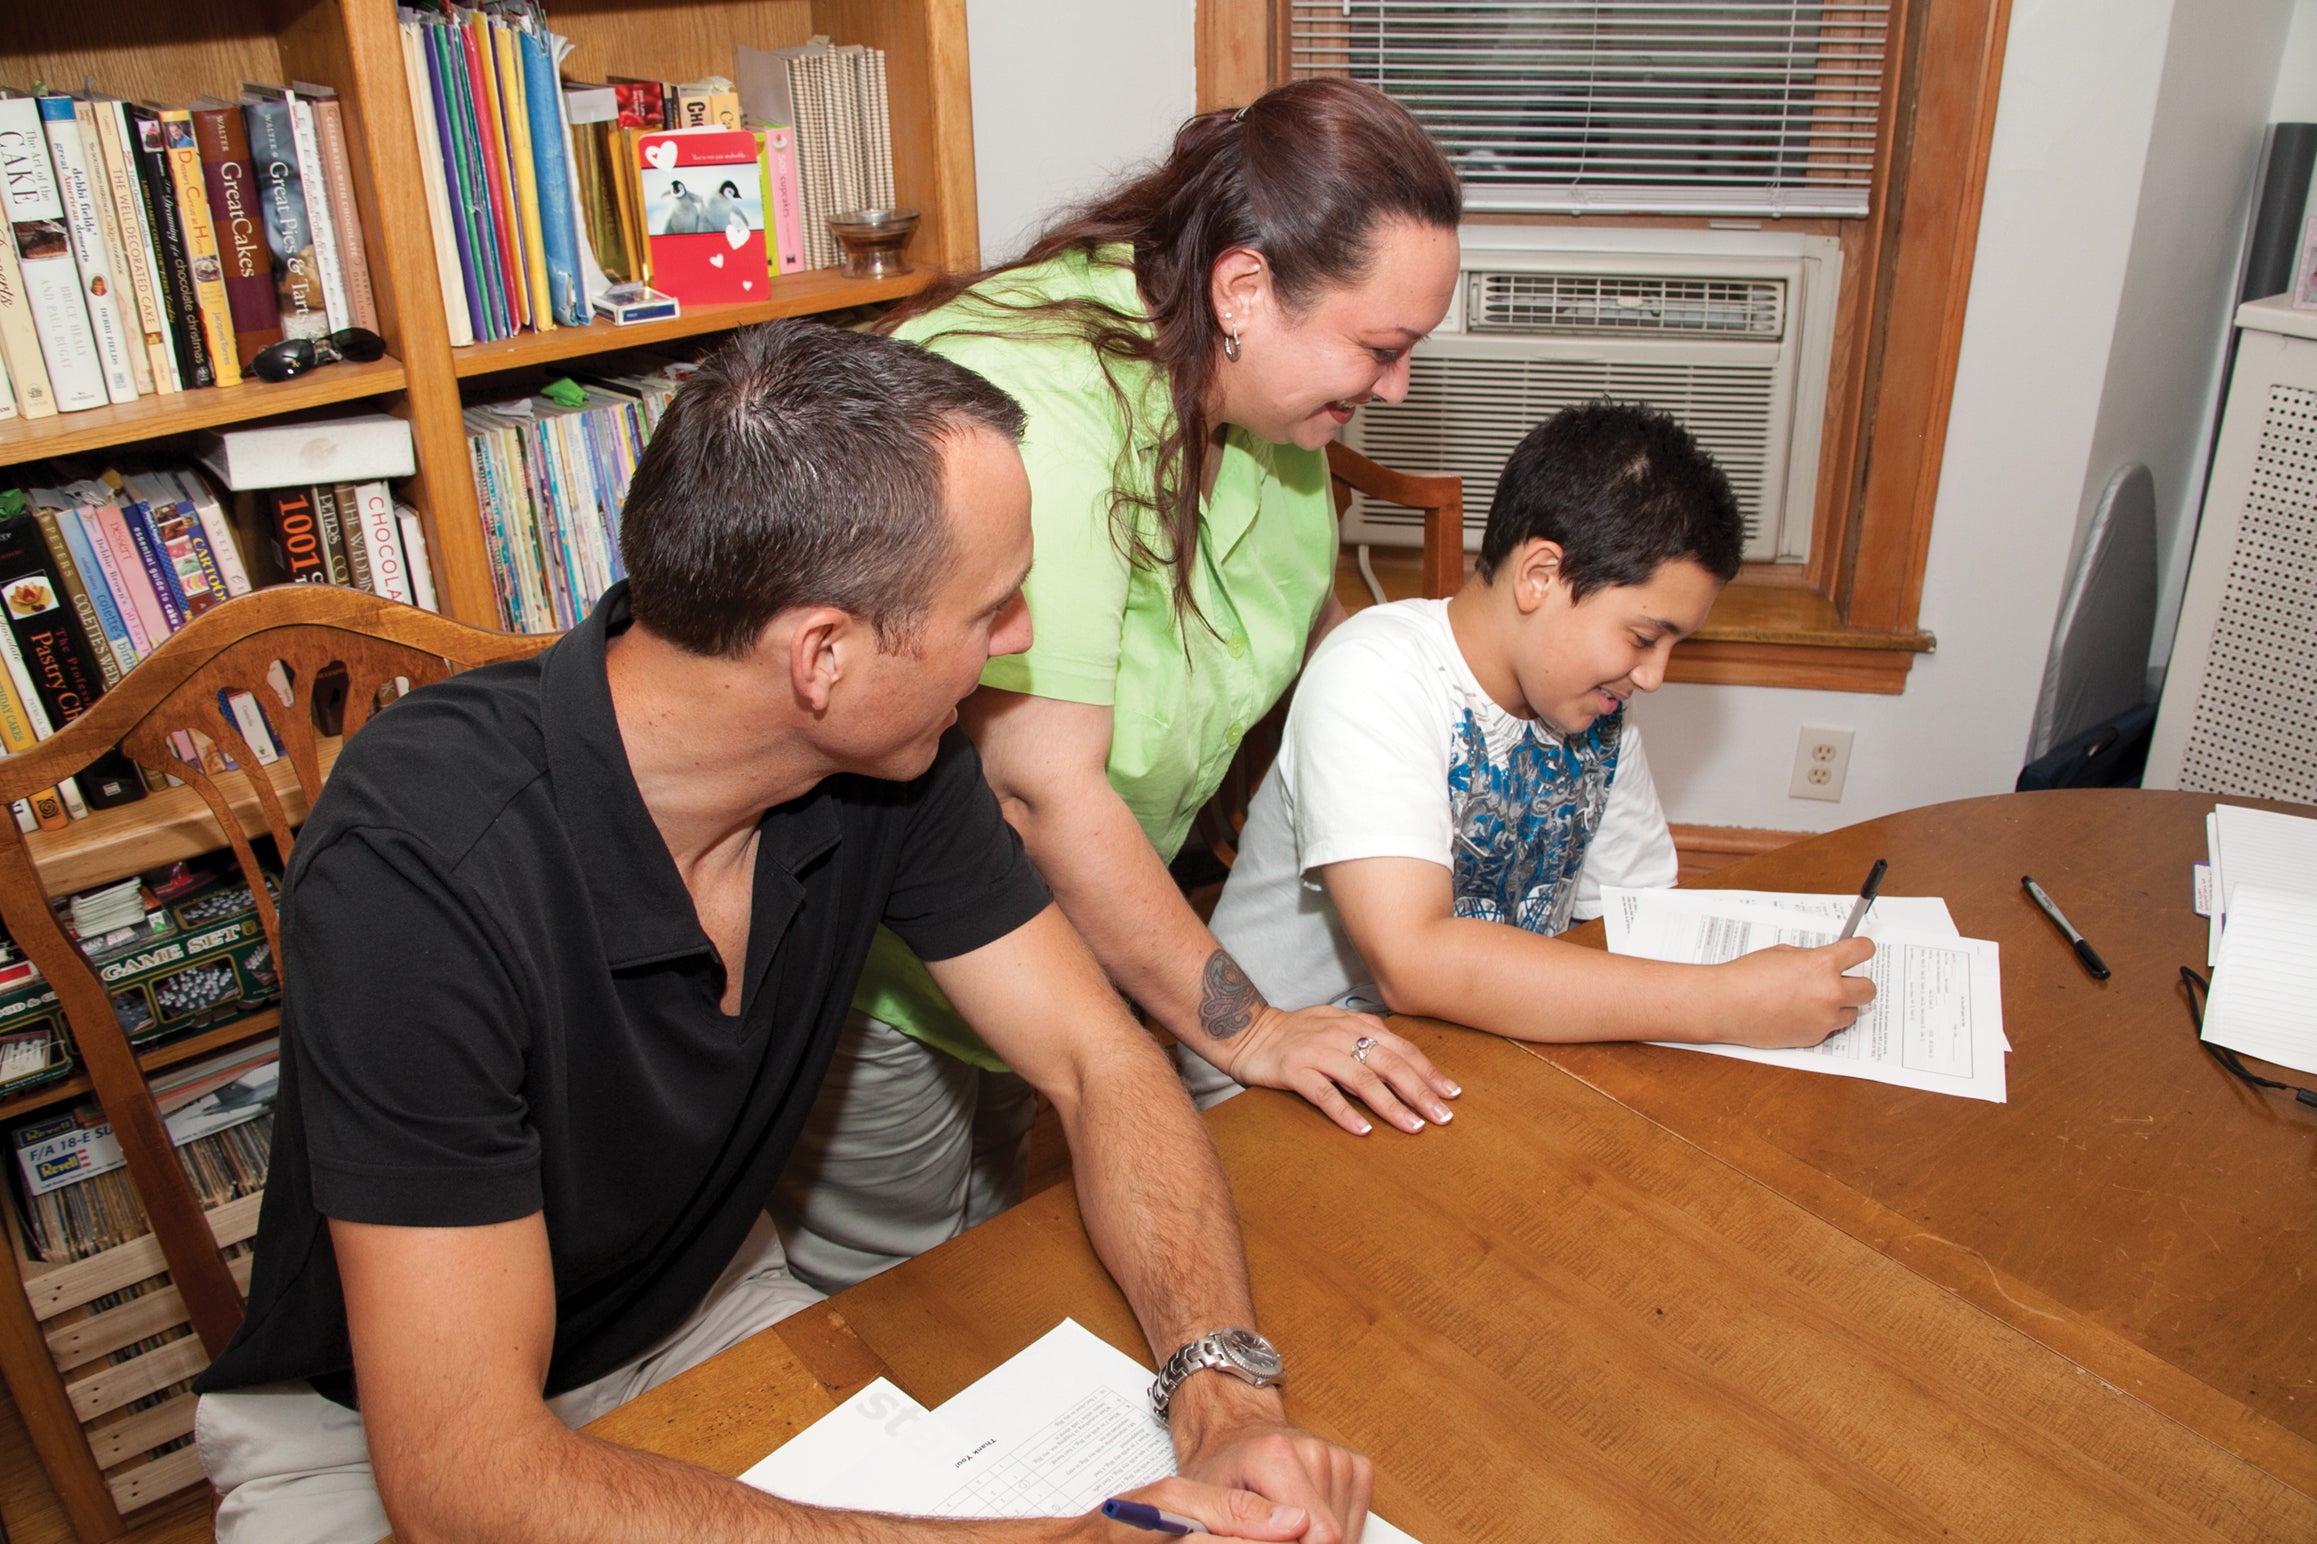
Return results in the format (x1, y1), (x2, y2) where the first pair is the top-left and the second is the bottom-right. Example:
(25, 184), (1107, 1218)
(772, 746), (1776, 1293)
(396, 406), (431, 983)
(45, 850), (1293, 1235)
(1721, 938), (1877, 1048)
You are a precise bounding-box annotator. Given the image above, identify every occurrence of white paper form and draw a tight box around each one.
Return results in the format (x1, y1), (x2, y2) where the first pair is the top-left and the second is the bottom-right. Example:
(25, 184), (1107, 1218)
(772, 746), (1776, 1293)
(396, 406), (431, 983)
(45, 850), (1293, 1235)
(745, 1320), (1419, 1540)
(2200, 884), (2317, 1077)
(1605, 888), (2007, 1053)
(1601, 887), (1960, 951)
(1613, 901), (2008, 1102)
(741, 1378), (968, 1512)
(2209, 804), (2317, 967)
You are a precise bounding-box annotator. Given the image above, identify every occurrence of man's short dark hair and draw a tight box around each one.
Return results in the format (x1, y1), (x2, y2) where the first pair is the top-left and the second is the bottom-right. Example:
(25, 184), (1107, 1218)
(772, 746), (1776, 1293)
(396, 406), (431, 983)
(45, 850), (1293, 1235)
(1476, 402), (1744, 598)
(621, 319), (1028, 657)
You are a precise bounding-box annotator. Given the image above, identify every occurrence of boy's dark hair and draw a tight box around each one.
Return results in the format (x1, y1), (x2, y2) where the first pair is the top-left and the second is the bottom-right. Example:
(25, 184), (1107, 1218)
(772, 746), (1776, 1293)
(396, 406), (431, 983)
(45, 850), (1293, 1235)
(1476, 402), (1744, 598)
(621, 319), (1027, 658)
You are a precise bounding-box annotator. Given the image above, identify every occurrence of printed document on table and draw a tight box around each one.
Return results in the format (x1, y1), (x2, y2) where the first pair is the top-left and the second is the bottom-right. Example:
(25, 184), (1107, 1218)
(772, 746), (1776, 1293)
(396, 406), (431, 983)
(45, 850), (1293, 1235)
(1605, 888), (2006, 1053)
(1611, 898), (2008, 1103)
(741, 1378), (965, 1512)
(1601, 887), (1959, 949)
(745, 1320), (1420, 1540)
(2200, 883), (2317, 1077)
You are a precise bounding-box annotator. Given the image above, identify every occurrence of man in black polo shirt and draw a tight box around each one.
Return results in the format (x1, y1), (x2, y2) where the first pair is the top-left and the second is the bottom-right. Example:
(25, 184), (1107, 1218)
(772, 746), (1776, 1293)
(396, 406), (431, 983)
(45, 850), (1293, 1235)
(194, 321), (1370, 1543)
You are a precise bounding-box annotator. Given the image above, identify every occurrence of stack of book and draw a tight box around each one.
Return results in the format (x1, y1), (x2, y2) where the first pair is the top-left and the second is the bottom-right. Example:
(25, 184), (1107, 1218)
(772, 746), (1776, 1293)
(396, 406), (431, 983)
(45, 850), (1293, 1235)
(8, 1037), (276, 1472)
(0, 82), (378, 421)
(736, 38), (897, 272)
(0, 458), (437, 831)
(246, 481), (441, 616)
(397, 0), (900, 341)
(398, 1), (595, 345)
(465, 363), (690, 632)
(11, 1041), (276, 1264)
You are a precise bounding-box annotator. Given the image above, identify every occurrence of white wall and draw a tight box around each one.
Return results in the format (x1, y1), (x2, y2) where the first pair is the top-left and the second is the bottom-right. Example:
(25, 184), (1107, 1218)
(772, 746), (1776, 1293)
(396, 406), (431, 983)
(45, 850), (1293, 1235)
(2126, 3), (2297, 672)
(964, 0), (1196, 264)
(1637, 0), (2294, 830)
(2271, 0), (2317, 119)
(958, 1), (2298, 832)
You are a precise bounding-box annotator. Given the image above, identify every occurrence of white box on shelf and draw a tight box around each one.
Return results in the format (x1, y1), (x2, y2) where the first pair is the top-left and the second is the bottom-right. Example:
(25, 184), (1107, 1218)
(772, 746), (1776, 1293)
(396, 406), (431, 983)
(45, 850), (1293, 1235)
(197, 413), (417, 490)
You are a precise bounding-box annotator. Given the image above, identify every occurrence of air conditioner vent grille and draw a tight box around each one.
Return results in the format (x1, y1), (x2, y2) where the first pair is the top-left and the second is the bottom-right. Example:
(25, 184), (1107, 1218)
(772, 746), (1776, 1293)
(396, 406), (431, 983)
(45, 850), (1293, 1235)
(1348, 354), (1779, 554)
(1469, 271), (1785, 339)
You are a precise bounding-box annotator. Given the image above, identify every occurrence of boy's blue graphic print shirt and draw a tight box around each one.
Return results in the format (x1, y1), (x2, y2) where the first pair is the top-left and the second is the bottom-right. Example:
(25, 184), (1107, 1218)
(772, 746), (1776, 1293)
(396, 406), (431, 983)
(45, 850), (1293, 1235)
(1447, 706), (1624, 937)
(1203, 598), (1677, 1016)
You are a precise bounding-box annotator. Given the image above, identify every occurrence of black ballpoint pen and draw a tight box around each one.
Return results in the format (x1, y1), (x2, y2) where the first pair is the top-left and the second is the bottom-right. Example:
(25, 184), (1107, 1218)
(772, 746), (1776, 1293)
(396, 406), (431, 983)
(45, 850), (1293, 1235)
(2021, 875), (2110, 979)
(1837, 858), (1886, 941)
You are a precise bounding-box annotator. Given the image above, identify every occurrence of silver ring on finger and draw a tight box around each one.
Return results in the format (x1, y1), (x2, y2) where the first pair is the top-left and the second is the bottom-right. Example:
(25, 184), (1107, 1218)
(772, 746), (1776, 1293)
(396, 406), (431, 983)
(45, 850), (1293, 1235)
(1352, 1035), (1375, 1063)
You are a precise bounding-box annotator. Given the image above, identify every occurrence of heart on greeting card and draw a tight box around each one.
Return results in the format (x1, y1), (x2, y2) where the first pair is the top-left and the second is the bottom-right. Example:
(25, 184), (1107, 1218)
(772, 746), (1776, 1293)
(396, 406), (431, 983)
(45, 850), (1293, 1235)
(725, 224), (749, 250)
(709, 252), (724, 268)
(744, 279), (755, 291)
(644, 140), (679, 170)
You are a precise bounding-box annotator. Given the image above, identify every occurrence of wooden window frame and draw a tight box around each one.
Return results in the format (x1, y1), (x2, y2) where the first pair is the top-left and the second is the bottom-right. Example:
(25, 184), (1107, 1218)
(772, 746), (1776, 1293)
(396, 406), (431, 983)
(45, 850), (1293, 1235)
(1205, 0), (2015, 693)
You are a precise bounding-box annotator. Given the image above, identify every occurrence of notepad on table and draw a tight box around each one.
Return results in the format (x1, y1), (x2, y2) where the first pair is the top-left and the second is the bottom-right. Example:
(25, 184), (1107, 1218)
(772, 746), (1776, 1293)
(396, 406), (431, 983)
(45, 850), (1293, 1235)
(2206, 804), (2317, 967)
(2200, 884), (2317, 1076)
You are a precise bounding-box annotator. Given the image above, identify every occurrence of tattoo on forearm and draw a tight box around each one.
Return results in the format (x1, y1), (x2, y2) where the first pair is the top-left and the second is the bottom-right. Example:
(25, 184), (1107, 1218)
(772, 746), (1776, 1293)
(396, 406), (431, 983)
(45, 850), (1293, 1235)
(1198, 950), (1264, 1042)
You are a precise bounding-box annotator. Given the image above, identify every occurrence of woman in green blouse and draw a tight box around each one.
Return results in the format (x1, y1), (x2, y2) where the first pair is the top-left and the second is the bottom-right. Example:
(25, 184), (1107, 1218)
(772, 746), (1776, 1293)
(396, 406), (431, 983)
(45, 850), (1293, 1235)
(773, 78), (1465, 1291)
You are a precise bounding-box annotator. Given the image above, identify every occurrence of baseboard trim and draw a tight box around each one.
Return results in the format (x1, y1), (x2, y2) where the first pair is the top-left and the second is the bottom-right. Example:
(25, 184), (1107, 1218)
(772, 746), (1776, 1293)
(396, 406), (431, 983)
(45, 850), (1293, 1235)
(1668, 824), (1808, 882)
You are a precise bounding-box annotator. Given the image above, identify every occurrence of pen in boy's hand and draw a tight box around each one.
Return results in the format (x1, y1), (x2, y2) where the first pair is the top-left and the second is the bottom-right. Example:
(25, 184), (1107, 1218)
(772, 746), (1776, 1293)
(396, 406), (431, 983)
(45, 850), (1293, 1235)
(1836, 858), (1887, 942)
(1101, 1498), (1209, 1534)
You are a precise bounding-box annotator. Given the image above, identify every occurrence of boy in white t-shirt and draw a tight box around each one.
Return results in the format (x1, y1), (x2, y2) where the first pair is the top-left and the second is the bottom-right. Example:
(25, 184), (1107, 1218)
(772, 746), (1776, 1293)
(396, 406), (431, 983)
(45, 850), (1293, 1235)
(1193, 404), (1875, 1135)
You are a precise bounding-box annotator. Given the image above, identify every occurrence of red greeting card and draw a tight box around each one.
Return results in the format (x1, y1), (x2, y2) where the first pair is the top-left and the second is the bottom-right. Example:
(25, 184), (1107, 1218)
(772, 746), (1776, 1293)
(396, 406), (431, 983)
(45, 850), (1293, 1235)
(637, 129), (769, 305)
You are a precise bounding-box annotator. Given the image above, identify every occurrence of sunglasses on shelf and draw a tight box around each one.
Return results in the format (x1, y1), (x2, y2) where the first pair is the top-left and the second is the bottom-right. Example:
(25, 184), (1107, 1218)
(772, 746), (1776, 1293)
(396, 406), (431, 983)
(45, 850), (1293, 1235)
(250, 327), (388, 383)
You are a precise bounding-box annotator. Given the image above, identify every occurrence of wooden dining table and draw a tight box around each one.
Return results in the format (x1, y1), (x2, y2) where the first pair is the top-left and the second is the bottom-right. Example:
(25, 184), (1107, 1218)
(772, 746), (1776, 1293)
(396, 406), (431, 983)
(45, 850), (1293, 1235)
(589, 789), (2316, 1540)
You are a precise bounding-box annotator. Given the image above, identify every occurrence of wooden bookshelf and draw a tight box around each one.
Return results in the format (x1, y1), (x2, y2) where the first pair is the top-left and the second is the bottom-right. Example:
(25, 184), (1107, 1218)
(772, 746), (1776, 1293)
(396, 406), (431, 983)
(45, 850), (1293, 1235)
(5, 0), (979, 631)
(348, 0), (981, 627)
(23, 742), (340, 900)
(0, 1013), (282, 1126)
(451, 268), (939, 377)
(0, 360), (410, 467)
(0, 3), (979, 1535)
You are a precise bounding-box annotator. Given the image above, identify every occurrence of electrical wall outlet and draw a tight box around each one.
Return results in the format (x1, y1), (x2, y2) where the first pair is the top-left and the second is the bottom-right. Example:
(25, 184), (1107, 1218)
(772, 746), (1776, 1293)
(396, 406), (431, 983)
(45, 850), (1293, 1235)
(1789, 725), (1854, 802)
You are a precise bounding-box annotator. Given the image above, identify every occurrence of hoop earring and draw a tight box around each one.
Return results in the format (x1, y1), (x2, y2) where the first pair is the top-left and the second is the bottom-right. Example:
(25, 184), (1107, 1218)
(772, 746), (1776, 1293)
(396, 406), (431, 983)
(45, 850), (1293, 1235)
(1222, 327), (1242, 363)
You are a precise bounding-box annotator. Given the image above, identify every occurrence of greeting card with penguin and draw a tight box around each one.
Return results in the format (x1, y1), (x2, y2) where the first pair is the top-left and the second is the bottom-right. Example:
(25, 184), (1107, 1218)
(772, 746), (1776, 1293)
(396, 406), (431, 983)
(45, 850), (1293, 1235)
(638, 129), (768, 304)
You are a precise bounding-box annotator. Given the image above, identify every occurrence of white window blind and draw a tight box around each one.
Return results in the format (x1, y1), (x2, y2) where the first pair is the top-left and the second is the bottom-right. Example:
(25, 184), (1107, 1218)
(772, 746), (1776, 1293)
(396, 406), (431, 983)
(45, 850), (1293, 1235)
(1290, 1), (1892, 217)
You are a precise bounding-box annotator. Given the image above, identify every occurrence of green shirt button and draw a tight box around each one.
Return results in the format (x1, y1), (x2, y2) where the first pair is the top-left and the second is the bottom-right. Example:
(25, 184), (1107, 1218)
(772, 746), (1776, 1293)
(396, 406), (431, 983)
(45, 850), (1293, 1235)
(1225, 722), (1244, 745)
(1227, 635), (1247, 658)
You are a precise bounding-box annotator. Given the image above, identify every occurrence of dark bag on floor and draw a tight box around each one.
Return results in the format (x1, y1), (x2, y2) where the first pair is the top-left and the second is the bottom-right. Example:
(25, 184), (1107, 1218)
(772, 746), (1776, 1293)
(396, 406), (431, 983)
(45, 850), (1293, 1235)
(2016, 702), (2155, 791)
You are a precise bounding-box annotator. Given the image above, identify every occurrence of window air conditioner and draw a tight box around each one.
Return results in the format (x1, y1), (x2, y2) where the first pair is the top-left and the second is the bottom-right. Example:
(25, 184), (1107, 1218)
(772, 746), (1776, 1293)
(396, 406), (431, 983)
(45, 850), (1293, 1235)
(1341, 225), (1844, 565)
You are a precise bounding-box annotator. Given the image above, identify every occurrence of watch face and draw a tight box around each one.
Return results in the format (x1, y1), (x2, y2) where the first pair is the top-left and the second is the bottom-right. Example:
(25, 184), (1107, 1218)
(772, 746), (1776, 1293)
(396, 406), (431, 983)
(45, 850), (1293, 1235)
(1216, 1327), (1283, 1380)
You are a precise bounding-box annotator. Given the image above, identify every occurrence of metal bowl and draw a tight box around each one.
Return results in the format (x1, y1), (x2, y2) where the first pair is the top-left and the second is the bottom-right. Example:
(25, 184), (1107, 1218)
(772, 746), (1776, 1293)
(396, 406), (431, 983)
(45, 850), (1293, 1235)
(829, 208), (921, 279)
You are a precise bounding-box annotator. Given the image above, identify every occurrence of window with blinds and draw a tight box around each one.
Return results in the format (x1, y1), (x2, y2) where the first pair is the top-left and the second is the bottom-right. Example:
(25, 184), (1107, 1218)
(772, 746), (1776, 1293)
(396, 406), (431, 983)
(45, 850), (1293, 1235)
(1289, 1), (1892, 217)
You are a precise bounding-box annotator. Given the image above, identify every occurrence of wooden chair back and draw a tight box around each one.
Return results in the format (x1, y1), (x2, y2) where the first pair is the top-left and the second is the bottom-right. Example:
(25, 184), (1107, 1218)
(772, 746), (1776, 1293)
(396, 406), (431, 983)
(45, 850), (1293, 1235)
(1327, 441), (1466, 601)
(0, 587), (550, 1362)
(1183, 447), (1466, 878)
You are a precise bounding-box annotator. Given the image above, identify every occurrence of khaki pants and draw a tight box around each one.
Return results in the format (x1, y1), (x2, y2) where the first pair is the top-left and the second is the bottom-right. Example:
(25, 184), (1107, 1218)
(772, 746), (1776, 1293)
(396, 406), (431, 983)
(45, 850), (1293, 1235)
(770, 1010), (1038, 1293)
(196, 1212), (819, 1544)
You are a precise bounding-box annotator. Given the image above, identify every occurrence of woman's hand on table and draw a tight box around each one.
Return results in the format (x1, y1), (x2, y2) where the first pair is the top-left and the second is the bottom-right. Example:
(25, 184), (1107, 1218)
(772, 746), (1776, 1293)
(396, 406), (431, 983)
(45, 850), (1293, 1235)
(1223, 1006), (1462, 1136)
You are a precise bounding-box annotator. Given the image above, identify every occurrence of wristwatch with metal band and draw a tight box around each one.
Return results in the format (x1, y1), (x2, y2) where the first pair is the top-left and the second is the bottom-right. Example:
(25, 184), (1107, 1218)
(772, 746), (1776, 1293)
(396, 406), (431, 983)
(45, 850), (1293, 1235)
(1148, 1327), (1284, 1424)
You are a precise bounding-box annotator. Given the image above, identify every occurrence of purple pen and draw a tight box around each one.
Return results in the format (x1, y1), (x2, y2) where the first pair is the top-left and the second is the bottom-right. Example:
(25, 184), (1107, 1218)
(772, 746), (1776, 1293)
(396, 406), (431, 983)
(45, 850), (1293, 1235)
(1101, 1497), (1209, 1535)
